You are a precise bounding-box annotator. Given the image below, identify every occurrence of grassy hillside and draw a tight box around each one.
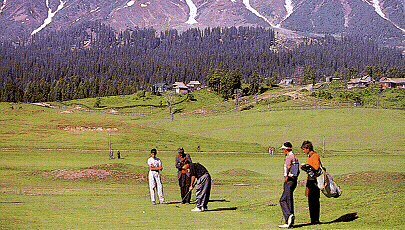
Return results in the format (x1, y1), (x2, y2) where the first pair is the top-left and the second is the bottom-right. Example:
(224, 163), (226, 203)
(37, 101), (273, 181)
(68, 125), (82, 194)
(1, 88), (404, 229)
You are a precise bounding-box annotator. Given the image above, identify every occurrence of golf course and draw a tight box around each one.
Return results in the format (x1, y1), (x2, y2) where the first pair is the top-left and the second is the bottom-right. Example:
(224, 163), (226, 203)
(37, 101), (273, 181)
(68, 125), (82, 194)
(1, 87), (404, 229)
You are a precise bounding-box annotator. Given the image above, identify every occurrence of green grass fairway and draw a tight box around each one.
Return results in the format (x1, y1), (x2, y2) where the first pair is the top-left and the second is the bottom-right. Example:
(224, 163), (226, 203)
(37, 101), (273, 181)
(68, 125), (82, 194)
(0, 102), (404, 229)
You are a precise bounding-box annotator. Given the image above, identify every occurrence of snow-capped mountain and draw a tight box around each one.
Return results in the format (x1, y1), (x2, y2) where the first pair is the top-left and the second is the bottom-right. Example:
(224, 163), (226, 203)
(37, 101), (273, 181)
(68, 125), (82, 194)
(1, 0), (405, 41)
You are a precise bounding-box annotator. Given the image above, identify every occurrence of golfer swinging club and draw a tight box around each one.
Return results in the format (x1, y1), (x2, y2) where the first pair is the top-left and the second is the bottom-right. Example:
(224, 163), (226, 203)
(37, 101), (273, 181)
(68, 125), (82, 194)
(184, 161), (211, 212)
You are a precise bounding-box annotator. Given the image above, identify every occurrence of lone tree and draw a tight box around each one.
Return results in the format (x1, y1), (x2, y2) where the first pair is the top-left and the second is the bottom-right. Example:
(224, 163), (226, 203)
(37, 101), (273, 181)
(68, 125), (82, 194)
(94, 97), (102, 108)
(207, 69), (242, 99)
(303, 65), (317, 86)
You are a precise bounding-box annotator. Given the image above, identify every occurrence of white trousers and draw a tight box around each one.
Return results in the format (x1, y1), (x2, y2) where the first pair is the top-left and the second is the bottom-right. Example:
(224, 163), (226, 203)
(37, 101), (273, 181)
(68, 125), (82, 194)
(149, 171), (165, 202)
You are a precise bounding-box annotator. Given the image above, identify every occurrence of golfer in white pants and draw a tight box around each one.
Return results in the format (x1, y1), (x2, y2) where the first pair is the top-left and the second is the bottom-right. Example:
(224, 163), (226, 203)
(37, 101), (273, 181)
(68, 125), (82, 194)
(148, 149), (167, 205)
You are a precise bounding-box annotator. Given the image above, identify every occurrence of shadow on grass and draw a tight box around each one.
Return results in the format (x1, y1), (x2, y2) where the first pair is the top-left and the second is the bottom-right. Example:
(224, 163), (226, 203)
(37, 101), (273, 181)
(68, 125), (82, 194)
(0, 201), (24, 203)
(294, 212), (359, 228)
(170, 199), (237, 211)
(167, 201), (193, 205)
(206, 207), (237, 211)
(209, 199), (230, 203)
(168, 199), (230, 205)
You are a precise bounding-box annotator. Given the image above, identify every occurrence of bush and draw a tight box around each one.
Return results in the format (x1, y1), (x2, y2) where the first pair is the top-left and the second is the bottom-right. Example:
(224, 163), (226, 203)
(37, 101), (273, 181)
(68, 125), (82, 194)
(265, 95), (292, 104)
(311, 90), (333, 100)
(94, 97), (102, 108)
(135, 90), (146, 99)
(258, 84), (271, 94)
(240, 104), (254, 111)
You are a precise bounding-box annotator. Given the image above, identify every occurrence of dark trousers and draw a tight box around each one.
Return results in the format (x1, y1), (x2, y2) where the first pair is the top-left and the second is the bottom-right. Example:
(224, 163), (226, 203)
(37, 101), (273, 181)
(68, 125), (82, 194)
(307, 180), (320, 223)
(179, 173), (191, 203)
(280, 178), (297, 223)
(195, 173), (211, 209)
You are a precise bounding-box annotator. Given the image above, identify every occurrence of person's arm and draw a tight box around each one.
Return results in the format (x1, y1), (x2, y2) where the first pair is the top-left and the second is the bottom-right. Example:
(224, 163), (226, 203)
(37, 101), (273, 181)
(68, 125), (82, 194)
(149, 164), (162, 171)
(189, 176), (196, 190)
(149, 160), (163, 171)
(284, 156), (292, 182)
(175, 157), (183, 170)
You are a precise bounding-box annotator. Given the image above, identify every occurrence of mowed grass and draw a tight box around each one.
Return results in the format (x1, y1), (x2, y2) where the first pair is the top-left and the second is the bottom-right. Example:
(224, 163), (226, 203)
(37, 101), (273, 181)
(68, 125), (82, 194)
(144, 107), (405, 154)
(0, 102), (404, 229)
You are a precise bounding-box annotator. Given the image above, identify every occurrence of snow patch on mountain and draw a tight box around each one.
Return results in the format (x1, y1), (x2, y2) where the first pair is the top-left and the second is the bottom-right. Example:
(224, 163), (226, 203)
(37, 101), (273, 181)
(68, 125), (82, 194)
(371, 0), (386, 19)
(90, 7), (100, 13)
(31, 0), (66, 35)
(366, 0), (405, 32)
(242, 0), (275, 27)
(340, 0), (352, 27)
(127, 0), (135, 7)
(185, 0), (198, 24)
(0, 0), (7, 14)
(284, 0), (293, 18)
(140, 3), (150, 7)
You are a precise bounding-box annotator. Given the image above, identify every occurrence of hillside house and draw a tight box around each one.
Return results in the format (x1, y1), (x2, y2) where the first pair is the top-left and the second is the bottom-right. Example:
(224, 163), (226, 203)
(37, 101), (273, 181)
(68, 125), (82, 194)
(154, 83), (171, 92)
(187, 81), (202, 90)
(347, 76), (374, 89)
(279, 78), (294, 86)
(173, 82), (189, 94)
(325, 76), (342, 83)
(379, 77), (405, 89)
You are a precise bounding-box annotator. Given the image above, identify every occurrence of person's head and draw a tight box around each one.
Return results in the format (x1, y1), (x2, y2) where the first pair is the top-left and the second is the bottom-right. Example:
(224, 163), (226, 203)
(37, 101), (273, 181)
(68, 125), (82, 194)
(151, 148), (157, 157)
(281, 142), (293, 155)
(178, 147), (185, 156)
(301, 141), (314, 154)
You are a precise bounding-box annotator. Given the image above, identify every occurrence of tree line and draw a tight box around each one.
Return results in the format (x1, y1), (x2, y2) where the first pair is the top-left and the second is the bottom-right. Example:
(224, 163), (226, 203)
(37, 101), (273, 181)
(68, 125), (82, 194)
(0, 22), (405, 103)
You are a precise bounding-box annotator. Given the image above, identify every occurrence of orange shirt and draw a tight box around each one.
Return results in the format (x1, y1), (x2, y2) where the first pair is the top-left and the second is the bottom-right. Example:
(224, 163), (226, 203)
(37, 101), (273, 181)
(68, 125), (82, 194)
(307, 152), (320, 180)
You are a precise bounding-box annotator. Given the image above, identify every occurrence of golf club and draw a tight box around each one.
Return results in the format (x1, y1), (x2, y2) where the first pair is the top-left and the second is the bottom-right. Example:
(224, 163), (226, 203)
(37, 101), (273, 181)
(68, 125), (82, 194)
(176, 190), (192, 208)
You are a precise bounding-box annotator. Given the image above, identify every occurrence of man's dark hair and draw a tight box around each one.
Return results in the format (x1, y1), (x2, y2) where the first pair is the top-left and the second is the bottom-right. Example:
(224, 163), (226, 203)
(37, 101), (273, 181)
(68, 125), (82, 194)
(151, 148), (157, 154)
(301, 141), (314, 151)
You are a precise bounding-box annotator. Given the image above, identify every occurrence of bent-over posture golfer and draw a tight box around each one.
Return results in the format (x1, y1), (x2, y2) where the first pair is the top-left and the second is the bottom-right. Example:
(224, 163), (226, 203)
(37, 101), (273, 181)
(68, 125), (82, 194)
(148, 149), (167, 205)
(279, 142), (300, 228)
(185, 162), (211, 212)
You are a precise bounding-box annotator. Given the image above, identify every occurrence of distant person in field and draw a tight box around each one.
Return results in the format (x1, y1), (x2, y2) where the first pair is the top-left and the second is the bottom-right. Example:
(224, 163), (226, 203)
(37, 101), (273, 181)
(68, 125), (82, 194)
(175, 148), (192, 204)
(147, 149), (167, 205)
(184, 161), (211, 212)
(269, 147), (275, 155)
(279, 142), (300, 229)
(301, 141), (321, 224)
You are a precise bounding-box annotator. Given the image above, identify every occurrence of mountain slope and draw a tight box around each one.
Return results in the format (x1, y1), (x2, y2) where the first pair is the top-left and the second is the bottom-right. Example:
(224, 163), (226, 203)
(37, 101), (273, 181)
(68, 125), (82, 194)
(280, 0), (404, 38)
(0, 0), (405, 42)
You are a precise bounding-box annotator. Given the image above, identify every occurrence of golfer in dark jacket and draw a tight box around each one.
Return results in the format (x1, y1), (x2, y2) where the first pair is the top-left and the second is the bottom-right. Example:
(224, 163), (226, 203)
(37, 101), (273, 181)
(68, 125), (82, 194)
(175, 148), (192, 204)
(185, 162), (211, 212)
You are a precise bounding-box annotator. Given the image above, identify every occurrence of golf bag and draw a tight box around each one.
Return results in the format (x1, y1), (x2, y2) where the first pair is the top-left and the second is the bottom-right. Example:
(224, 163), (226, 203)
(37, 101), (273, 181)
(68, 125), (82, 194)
(301, 164), (322, 178)
(317, 171), (342, 198)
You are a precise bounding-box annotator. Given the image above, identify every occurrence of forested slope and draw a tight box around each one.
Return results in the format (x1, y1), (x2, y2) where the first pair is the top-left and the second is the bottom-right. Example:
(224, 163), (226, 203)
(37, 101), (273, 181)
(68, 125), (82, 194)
(1, 22), (404, 102)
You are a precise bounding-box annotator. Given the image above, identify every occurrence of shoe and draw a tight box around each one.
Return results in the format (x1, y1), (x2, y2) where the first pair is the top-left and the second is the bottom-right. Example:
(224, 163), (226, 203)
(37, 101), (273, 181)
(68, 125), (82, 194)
(191, 207), (203, 212)
(287, 214), (295, 227)
(202, 207), (208, 211)
(279, 224), (290, 228)
(160, 201), (168, 204)
(152, 201), (156, 205)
